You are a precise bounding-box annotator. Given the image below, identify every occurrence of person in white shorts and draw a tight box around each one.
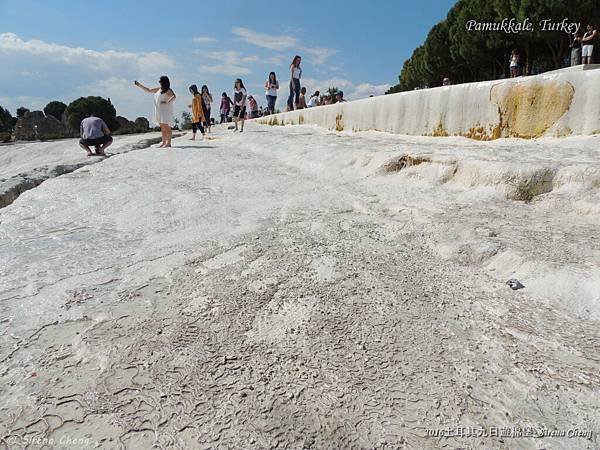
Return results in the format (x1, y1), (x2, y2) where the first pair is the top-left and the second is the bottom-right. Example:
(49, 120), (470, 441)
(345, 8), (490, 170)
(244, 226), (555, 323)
(581, 24), (597, 65)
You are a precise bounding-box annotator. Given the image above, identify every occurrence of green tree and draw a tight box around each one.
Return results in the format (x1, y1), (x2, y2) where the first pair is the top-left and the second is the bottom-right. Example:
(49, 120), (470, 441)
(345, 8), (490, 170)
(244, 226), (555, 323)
(181, 112), (193, 130)
(64, 96), (120, 132)
(398, 46), (430, 91)
(423, 21), (456, 84)
(447, 0), (511, 80)
(134, 117), (150, 133)
(16, 107), (30, 118)
(43, 101), (67, 121)
(0, 106), (14, 132)
(387, 0), (600, 94)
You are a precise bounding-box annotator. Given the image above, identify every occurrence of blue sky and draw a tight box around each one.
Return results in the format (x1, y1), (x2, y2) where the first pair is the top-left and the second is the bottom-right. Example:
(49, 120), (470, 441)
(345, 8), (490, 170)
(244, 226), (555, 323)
(0, 0), (456, 121)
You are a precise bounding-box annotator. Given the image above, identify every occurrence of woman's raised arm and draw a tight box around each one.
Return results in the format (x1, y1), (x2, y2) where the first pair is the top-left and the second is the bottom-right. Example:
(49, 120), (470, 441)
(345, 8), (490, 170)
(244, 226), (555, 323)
(134, 80), (160, 94)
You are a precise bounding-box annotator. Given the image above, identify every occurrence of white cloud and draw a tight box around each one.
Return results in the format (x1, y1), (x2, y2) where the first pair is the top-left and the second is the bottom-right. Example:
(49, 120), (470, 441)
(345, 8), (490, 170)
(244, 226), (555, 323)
(75, 77), (154, 120)
(232, 27), (298, 51)
(0, 32), (174, 74)
(0, 95), (49, 114)
(265, 54), (288, 66)
(352, 82), (391, 98)
(300, 78), (390, 100)
(202, 50), (258, 64)
(200, 64), (251, 76)
(197, 50), (258, 76)
(192, 36), (217, 44)
(0, 33), (179, 121)
(230, 27), (336, 66)
(300, 46), (338, 65)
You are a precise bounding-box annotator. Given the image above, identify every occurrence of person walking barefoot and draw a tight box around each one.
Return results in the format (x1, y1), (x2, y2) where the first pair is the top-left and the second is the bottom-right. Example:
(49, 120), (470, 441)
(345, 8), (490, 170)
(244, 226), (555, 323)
(233, 78), (247, 132)
(297, 86), (307, 109)
(134, 76), (176, 147)
(220, 92), (233, 123)
(201, 85), (213, 133)
(265, 71), (279, 114)
(188, 84), (206, 141)
(287, 55), (302, 110)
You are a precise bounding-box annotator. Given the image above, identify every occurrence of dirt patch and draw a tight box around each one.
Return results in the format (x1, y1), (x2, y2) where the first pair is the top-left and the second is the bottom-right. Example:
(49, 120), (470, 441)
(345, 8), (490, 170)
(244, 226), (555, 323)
(507, 168), (556, 202)
(491, 80), (574, 138)
(380, 155), (431, 173)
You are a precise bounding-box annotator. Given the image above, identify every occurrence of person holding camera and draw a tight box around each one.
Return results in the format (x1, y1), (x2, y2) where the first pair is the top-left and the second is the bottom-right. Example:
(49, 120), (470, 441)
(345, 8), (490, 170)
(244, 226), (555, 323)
(265, 72), (279, 114)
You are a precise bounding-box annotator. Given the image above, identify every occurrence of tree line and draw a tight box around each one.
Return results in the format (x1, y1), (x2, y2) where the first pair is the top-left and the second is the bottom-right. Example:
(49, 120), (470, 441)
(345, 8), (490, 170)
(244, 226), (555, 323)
(387, 0), (600, 93)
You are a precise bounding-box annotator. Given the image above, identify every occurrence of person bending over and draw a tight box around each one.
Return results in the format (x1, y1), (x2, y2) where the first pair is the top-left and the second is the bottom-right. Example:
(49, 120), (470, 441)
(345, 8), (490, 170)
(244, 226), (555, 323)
(79, 113), (112, 157)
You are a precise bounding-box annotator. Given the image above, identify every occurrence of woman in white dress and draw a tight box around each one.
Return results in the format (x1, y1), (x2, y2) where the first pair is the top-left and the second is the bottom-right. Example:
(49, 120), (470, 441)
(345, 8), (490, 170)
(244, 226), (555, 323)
(134, 76), (176, 148)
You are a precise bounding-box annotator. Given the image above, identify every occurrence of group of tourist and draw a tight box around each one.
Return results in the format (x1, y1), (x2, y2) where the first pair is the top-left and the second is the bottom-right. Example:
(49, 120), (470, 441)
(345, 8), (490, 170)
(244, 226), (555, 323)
(134, 77), (217, 143)
(78, 53), (346, 153)
(511, 23), (597, 78)
(77, 22), (598, 154)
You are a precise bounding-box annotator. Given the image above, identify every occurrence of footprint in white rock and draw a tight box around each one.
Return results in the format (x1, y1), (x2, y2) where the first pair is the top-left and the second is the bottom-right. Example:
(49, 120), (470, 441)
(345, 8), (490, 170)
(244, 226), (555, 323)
(310, 255), (337, 282)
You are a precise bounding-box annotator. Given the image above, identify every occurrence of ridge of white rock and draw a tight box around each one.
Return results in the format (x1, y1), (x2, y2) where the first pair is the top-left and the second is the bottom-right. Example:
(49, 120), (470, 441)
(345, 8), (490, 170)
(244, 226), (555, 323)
(259, 66), (600, 139)
(0, 133), (176, 208)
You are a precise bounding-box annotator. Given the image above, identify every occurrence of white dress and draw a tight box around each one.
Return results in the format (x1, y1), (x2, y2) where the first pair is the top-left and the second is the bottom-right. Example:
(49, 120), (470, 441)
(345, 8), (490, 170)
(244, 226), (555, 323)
(153, 91), (174, 126)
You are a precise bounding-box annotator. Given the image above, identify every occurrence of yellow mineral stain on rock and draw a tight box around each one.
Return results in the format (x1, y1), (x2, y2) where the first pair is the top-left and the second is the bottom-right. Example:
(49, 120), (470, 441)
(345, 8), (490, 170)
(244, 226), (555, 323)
(491, 80), (574, 139)
(432, 122), (449, 137)
(460, 123), (500, 141)
(335, 114), (344, 132)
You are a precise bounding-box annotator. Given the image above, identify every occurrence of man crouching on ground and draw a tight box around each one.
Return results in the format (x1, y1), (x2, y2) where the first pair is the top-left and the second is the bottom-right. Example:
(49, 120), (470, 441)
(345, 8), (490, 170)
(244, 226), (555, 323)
(79, 113), (113, 156)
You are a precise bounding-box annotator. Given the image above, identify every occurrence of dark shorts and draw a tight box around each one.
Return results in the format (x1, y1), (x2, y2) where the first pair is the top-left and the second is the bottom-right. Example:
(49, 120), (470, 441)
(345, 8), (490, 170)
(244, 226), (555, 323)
(233, 105), (246, 118)
(80, 135), (112, 147)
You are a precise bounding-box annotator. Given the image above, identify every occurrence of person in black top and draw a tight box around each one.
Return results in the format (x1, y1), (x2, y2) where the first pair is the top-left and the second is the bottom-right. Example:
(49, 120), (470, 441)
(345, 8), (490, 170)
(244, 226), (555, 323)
(581, 24), (598, 65)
